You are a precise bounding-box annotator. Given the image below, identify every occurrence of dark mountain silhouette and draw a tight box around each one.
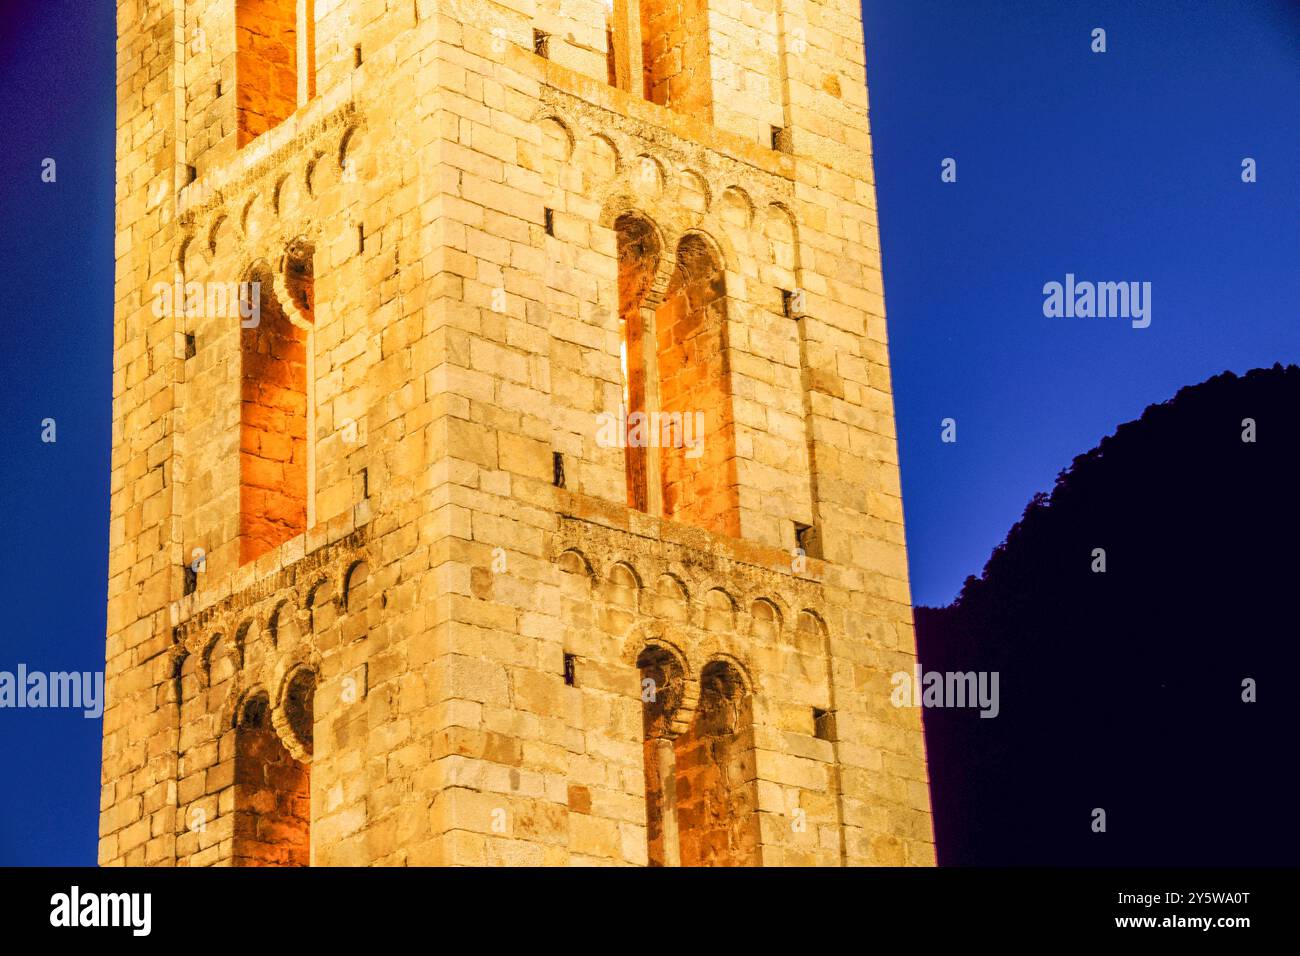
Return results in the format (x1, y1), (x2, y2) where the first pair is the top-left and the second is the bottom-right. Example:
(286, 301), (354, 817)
(915, 364), (1300, 865)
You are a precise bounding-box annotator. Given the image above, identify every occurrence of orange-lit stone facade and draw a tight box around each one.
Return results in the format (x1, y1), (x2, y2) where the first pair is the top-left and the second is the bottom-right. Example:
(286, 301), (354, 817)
(102, 0), (934, 867)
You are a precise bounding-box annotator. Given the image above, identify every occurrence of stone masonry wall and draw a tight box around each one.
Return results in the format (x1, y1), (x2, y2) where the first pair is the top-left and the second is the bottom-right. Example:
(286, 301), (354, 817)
(102, 0), (933, 867)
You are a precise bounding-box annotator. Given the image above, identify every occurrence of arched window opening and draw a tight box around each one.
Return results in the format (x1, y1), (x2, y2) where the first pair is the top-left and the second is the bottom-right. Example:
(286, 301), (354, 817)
(615, 214), (660, 512)
(240, 263), (311, 564)
(674, 660), (760, 866)
(231, 687), (311, 866)
(637, 646), (685, 866)
(654, 235), (739, 535)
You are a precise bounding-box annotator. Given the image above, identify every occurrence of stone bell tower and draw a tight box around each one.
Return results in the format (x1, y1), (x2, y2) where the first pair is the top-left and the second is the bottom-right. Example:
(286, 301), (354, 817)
(101, 0), (935, 866)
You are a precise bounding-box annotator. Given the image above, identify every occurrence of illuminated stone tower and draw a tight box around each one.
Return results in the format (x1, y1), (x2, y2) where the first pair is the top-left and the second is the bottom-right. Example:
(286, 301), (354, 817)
(101, 0), (935, 866)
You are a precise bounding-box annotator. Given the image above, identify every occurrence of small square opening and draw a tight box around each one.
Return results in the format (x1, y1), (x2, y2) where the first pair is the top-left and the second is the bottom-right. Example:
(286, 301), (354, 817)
(533, 30), (550, 58)
(770, 126), (790, 153)
(781, 289), (796, 318)
(794, 522), (821, 559)
(813, 708), (835, 741)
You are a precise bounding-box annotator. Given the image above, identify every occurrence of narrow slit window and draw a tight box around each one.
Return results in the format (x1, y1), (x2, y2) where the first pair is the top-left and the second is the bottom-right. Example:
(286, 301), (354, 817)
(813, 707), (835, 741)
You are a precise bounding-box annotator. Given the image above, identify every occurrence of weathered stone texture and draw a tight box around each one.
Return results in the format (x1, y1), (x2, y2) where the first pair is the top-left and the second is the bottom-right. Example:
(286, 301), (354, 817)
(102, 0), (934, 867)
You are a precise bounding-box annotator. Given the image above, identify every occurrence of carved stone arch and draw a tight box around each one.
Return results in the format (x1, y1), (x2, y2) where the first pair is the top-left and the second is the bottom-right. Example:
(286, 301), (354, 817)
(600, 195), (665, 239)
(337, 121), (367, 171)
(624, 626), (693, 674)
(796, 607), (828, 637)
(273, 171), (299, 216)
(762, 201), (800, 275)
(342, 559), (371, 610)
(233, 617), (256, 666)
(698, 652), (756, 698)
(526, 113), (575, 201)
(763, 201), (799, 244)
(584, 132), (620, 183)
(718, 186), (754, 229)
(207, 214), (231, 255)
(272, 659), (320, 763)
(603, 559), (643, 608)
(795, 607), (829, 656)
(303, 573), (330, 611)
(641, 224), (681, 311)
(626, 625), (700, 737)
(305, 149), (337, 197)
(676, 168), (711, 213)
(233, 672), (311, 866)
(555, 548), (596, 602)
(633, 622), (706, 868)
(611, 190), (687, 248)
(238, 254), (271, 285)
(180, 230), (217, 284)
(275, 236), (316, 331)
(202, 632), (241, 721)
(198, 631), (225, 688)
(749, 596), (783, 640)
(676, 225), (732, 278)
(629, 153), (666, 198)
(609, 204), (674, 516)
(240, 192), (269, 240)
(534, 113), (576, 161)
(232, 684), (272, 731)
(655, 228), (740, 535)
(556, 547), (595, 579)
(304, 576), (337, 634)
(239, 252), (310, 563)
(701, 583), (738, 608)
(636, 645), (695, 734)
(655, 572), (686, 600)
(701, 585), (739, 632)
(690, 623), (751, 673)
(268, 598), (298, 648)
(177, 233), (200, 279)
(239, 255), (276, 317)
(675, 653), (762, 866)
(651, 571), (691, 623)
(528, 103), (576, 128)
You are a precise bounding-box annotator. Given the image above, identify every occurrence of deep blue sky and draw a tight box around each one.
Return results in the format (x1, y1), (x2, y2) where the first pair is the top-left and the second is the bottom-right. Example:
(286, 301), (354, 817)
(861, 0), (1300, 606)
(0, 0), (115, 865)
(0, 1), (1297, 865)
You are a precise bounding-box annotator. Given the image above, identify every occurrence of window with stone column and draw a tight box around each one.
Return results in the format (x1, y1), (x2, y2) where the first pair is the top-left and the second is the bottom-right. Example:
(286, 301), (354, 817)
(239, 254), (314, 565)
(231, 684), (312, 866)
(653, 235), (740, 535)
(236, 0), (317, 146)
